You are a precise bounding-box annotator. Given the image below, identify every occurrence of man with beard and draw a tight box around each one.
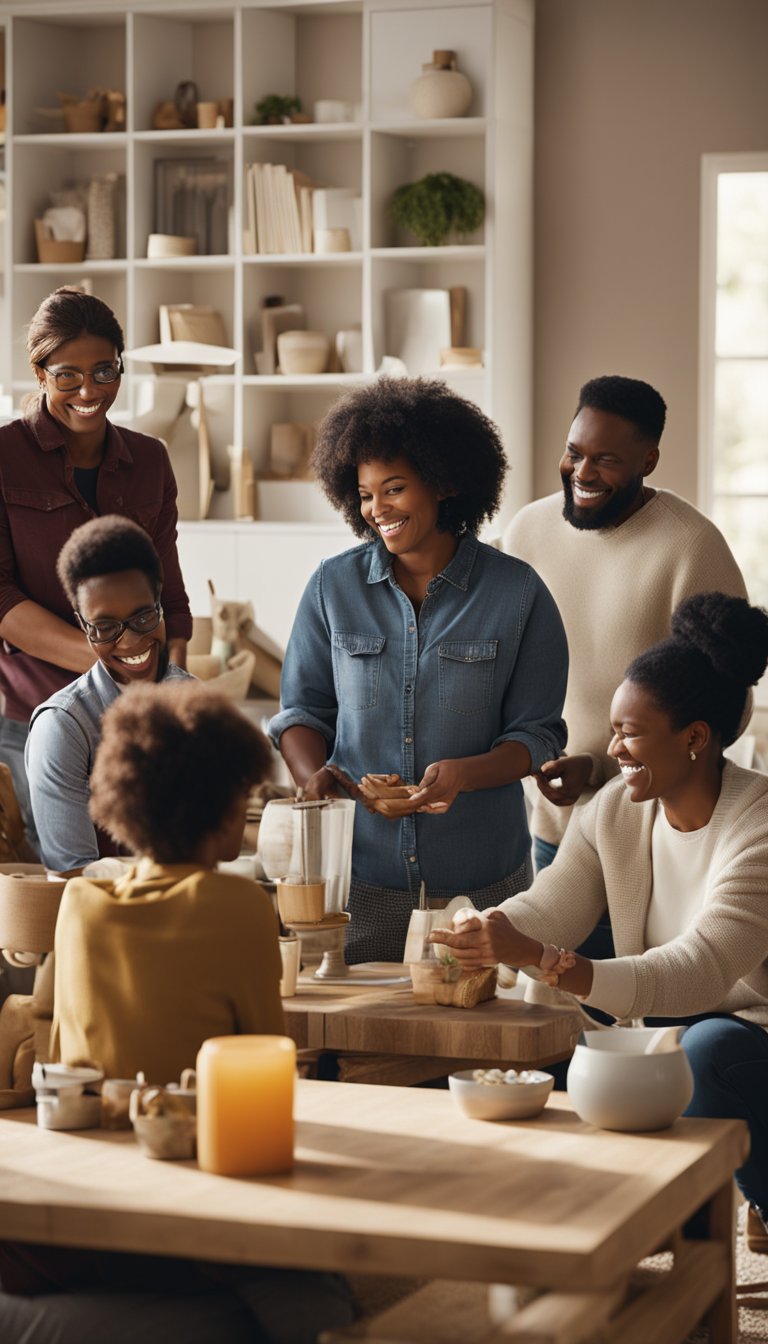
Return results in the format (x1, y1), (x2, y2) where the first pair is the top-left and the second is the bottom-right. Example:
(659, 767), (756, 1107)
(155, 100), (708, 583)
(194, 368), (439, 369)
(25, 516), (191, 874)
(502, 374), (747, 882)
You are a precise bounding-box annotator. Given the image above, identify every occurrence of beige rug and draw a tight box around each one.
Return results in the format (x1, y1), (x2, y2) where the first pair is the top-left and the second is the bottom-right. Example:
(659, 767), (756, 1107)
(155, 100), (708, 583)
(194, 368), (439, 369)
(347, 1206), (768, 1343)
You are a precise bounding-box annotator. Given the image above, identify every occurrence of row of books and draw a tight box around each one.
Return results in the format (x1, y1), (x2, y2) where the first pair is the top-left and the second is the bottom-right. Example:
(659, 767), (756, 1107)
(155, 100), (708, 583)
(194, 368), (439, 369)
(243, 162), (316, 255)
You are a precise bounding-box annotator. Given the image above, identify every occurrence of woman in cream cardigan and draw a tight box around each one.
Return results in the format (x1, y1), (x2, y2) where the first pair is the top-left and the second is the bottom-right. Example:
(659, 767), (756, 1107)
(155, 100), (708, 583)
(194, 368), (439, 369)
(433, 591), (768, 1251)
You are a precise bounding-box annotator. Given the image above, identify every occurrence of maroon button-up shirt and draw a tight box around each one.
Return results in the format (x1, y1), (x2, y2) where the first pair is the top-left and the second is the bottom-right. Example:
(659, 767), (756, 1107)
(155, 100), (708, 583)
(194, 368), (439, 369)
(0, 401), (192, 722)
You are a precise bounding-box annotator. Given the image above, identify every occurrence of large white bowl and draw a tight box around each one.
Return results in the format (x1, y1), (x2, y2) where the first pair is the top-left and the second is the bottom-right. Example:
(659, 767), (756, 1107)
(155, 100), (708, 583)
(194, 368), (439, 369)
(567, 1028), (693, 1132)
(449, 1069), (554, 1121)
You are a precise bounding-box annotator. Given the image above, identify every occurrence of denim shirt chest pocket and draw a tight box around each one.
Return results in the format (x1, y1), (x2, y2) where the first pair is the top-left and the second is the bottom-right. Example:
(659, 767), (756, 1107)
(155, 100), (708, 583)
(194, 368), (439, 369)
(332, 632), (386, 710)
(438, 639), (498, 715)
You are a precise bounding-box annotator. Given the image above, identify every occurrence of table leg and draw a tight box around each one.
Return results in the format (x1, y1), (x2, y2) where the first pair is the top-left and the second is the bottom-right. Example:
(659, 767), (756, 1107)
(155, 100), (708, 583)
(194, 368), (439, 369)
(705, 1178), (737, 1344)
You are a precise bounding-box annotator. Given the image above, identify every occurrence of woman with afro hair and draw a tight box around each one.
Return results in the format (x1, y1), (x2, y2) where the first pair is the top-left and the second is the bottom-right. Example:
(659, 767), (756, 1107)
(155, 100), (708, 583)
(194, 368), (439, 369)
(432, 591), (768, 1253)
(270, 379), (568, 963)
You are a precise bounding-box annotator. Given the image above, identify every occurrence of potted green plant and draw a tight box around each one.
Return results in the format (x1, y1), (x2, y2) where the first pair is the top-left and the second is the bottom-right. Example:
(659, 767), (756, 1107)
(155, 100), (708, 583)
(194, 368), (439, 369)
(252, 94), (303, 126)
(389, 172), (485, 246)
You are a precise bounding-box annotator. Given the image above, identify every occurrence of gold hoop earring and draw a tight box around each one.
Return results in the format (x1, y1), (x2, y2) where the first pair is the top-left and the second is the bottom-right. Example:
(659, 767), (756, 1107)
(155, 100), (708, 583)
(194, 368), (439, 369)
(689, 751), (697, 762)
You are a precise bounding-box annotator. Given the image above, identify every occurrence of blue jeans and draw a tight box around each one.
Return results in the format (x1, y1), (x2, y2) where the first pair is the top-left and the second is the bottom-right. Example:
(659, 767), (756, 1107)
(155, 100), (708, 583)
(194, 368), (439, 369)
(0, 716), (38, 851)
(678, 1014), (768, 1213)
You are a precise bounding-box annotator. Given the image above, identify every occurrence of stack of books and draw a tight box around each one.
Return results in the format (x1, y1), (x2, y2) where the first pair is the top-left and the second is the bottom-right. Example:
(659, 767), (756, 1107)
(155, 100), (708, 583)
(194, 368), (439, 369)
(244, 163), (316, 254)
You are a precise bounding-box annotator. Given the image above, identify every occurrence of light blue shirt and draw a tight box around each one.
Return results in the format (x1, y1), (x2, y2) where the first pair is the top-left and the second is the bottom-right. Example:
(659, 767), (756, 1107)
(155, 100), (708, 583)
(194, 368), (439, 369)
(26, 659), (190, 872)
(269, 535), (568, 894)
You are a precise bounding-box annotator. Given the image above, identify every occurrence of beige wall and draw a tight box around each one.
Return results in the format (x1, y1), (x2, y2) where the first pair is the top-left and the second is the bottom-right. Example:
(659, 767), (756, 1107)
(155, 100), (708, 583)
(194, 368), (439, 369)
(532, 0), (768, 502)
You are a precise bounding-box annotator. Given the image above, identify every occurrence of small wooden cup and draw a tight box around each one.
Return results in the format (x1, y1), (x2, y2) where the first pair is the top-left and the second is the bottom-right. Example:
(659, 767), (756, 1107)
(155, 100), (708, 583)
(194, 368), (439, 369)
(276, 878), (326, 924)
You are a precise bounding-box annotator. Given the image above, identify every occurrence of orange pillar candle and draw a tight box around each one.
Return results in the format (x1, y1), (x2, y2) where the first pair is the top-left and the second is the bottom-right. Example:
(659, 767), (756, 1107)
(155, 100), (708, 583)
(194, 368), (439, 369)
(196, 1035), (296, 1176)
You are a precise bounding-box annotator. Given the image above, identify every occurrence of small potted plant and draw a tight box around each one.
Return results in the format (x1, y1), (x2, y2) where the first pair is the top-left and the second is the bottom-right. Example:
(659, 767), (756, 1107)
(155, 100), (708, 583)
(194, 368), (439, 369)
(390, 172), (485, 246)
(252, 94), (305, 126)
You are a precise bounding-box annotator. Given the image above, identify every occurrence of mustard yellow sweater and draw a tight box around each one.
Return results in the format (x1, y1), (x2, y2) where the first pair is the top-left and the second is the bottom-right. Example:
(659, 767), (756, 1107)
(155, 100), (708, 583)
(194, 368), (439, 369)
(52, 860), (285, 1082)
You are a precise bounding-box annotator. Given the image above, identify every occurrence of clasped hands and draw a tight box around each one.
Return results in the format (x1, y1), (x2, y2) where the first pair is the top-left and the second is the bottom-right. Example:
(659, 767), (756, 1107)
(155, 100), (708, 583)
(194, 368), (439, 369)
(305, 760), (465, 816)
(427, 907), (526, 969)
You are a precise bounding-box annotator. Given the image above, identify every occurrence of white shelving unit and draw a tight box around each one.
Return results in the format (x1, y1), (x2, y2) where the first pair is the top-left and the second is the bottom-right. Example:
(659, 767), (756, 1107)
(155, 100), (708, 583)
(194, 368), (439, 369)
(0, 0), (533, 640)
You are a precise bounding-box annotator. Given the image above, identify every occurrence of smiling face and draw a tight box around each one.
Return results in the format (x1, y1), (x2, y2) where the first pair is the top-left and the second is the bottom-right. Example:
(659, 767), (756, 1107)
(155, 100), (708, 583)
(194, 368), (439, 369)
(76, 569), (167, 687)
(36, 332), (121, 447)
(608, 679), (702, 805)
(559, 407), (659, 530)
(357, 456), (449, 558)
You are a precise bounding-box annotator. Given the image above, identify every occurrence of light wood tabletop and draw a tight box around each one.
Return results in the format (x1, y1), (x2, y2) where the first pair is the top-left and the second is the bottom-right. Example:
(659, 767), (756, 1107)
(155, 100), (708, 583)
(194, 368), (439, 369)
(283, 972), (583, 1069)
(0, 1083), (748, 1343)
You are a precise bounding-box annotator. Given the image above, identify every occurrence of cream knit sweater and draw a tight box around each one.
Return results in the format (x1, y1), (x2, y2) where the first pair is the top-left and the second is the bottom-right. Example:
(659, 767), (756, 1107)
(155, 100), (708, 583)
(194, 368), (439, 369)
(499, 762), (768, 1025)
(501, 489), (747, 844)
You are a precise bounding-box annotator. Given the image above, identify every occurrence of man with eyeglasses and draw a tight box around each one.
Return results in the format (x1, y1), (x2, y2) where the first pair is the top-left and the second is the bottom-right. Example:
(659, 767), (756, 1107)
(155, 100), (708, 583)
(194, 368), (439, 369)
(25, 516), (191, 875)
(0, 287), (191, 853)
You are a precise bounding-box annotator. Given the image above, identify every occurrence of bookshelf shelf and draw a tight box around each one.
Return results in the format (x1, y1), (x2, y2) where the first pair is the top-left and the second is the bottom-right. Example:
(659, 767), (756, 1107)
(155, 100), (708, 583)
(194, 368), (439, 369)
(0, 0), (534, 642)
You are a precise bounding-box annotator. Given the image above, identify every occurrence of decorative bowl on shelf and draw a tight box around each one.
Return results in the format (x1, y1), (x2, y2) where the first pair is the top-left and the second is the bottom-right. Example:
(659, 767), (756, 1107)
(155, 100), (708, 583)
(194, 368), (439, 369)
(449, 1068), (554, 1121)
(34, 221), (85, 265)
(146, 233), (197, 259)
(276, 329), (330, 375)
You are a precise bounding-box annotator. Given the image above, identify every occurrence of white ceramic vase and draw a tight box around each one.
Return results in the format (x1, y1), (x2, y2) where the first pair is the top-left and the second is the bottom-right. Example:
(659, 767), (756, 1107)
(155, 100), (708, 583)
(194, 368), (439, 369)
(408, 50), (472, 120)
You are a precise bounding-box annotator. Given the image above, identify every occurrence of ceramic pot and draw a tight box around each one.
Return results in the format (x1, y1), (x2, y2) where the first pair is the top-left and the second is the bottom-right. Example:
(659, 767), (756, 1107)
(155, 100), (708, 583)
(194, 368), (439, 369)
(277, 330), (330, 375)
(276, 878), (326, 924)
(567, 1027), (694, 1132)
(408, 50), (472, 120)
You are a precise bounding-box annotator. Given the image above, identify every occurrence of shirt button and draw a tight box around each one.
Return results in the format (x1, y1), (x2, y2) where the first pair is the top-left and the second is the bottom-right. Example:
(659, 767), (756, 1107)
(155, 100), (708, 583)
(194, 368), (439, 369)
(408, 625), (415, 633)
(408, 856), (416, 863)
(405, 684), (412, 694)
(404, 736), (412, 744)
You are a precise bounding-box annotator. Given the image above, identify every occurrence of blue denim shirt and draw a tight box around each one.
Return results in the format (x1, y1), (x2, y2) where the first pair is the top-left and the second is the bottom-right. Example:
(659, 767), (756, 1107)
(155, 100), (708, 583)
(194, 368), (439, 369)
(270, 535), (568, 895)
(26, 659), (191, 872)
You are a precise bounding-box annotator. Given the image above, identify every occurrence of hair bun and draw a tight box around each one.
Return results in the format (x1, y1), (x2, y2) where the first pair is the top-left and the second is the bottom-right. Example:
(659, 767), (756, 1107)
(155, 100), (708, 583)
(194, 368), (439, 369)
(671, 592), (768, 688)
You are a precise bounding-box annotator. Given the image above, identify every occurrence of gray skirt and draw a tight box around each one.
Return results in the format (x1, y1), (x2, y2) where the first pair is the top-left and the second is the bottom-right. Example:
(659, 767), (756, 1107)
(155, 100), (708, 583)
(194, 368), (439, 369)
(344, 857), (533, 964)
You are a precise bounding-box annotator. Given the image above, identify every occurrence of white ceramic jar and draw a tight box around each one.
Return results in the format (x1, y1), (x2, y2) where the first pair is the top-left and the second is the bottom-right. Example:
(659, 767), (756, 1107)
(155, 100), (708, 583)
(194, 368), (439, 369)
(408, 50), (472, 120)
(566, 1027), (694, 1132)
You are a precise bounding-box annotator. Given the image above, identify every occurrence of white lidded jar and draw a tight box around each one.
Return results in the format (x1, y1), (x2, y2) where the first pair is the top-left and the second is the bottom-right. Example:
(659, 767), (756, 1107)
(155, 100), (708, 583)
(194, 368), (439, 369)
(408, 50), (472, 120)
(567, 1026), (694, 1132)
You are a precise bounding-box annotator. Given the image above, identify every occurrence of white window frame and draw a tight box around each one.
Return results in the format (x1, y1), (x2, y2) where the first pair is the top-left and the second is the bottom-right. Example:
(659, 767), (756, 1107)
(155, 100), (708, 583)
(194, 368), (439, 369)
(699, 152), (768, 713)
(699, 150), (768, 515)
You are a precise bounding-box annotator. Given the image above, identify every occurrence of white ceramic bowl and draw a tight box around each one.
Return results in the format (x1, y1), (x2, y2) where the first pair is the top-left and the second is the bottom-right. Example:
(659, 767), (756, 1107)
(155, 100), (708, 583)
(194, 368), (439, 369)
(146, 233), (197, 258)
(277, 329), (329, 375)
(566, 1028), (694, 1132)
(449, 1069), (554, 1121)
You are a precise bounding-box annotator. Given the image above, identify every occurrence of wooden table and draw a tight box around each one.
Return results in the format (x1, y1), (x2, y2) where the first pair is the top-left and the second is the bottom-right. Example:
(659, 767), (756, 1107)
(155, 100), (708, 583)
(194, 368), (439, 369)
(0, 1084), (747, 1344)
(283, 972), (583, 1084)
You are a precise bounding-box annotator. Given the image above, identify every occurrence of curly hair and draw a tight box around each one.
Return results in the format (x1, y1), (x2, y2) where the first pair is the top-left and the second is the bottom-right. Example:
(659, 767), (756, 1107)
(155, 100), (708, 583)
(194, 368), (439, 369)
(577, 375), (666, 443)
(625, 592), (768, 748)
(89, 682), (273, 862)
(311, 378), (507, 538)
(57, 516), (163, 607)
(27, 286), (125, 368)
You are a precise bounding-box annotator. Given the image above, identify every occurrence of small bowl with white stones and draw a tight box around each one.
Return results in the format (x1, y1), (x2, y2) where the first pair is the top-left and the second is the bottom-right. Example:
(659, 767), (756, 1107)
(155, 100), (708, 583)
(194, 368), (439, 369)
(449, 1068), (554, 1121)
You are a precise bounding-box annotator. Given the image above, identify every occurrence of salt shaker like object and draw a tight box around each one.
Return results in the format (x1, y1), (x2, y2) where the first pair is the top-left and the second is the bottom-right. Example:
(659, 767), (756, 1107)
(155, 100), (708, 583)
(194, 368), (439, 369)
(408, 50), (472, 120)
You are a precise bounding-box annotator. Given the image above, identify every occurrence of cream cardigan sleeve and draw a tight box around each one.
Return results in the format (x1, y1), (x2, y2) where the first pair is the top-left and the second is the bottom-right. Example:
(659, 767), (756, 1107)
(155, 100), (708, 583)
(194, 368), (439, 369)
(497, 768), (768, 1026)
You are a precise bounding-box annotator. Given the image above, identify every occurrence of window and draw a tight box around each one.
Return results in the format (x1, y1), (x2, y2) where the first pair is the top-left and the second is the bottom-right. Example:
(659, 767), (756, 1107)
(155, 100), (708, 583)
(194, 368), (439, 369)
(700, 155), (768, 628)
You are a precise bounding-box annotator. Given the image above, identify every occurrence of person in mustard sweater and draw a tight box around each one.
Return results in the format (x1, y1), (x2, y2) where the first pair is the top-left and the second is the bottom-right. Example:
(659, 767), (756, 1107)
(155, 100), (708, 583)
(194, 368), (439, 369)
(52, 679), (284, 1079)
(1, 683), (355, 1343)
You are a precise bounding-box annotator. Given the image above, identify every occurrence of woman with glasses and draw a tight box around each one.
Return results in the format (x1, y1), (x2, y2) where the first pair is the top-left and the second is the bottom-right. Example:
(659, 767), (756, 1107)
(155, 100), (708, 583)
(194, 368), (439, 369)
(0, 287), (191, 848)
(25, 515), (191, 875)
